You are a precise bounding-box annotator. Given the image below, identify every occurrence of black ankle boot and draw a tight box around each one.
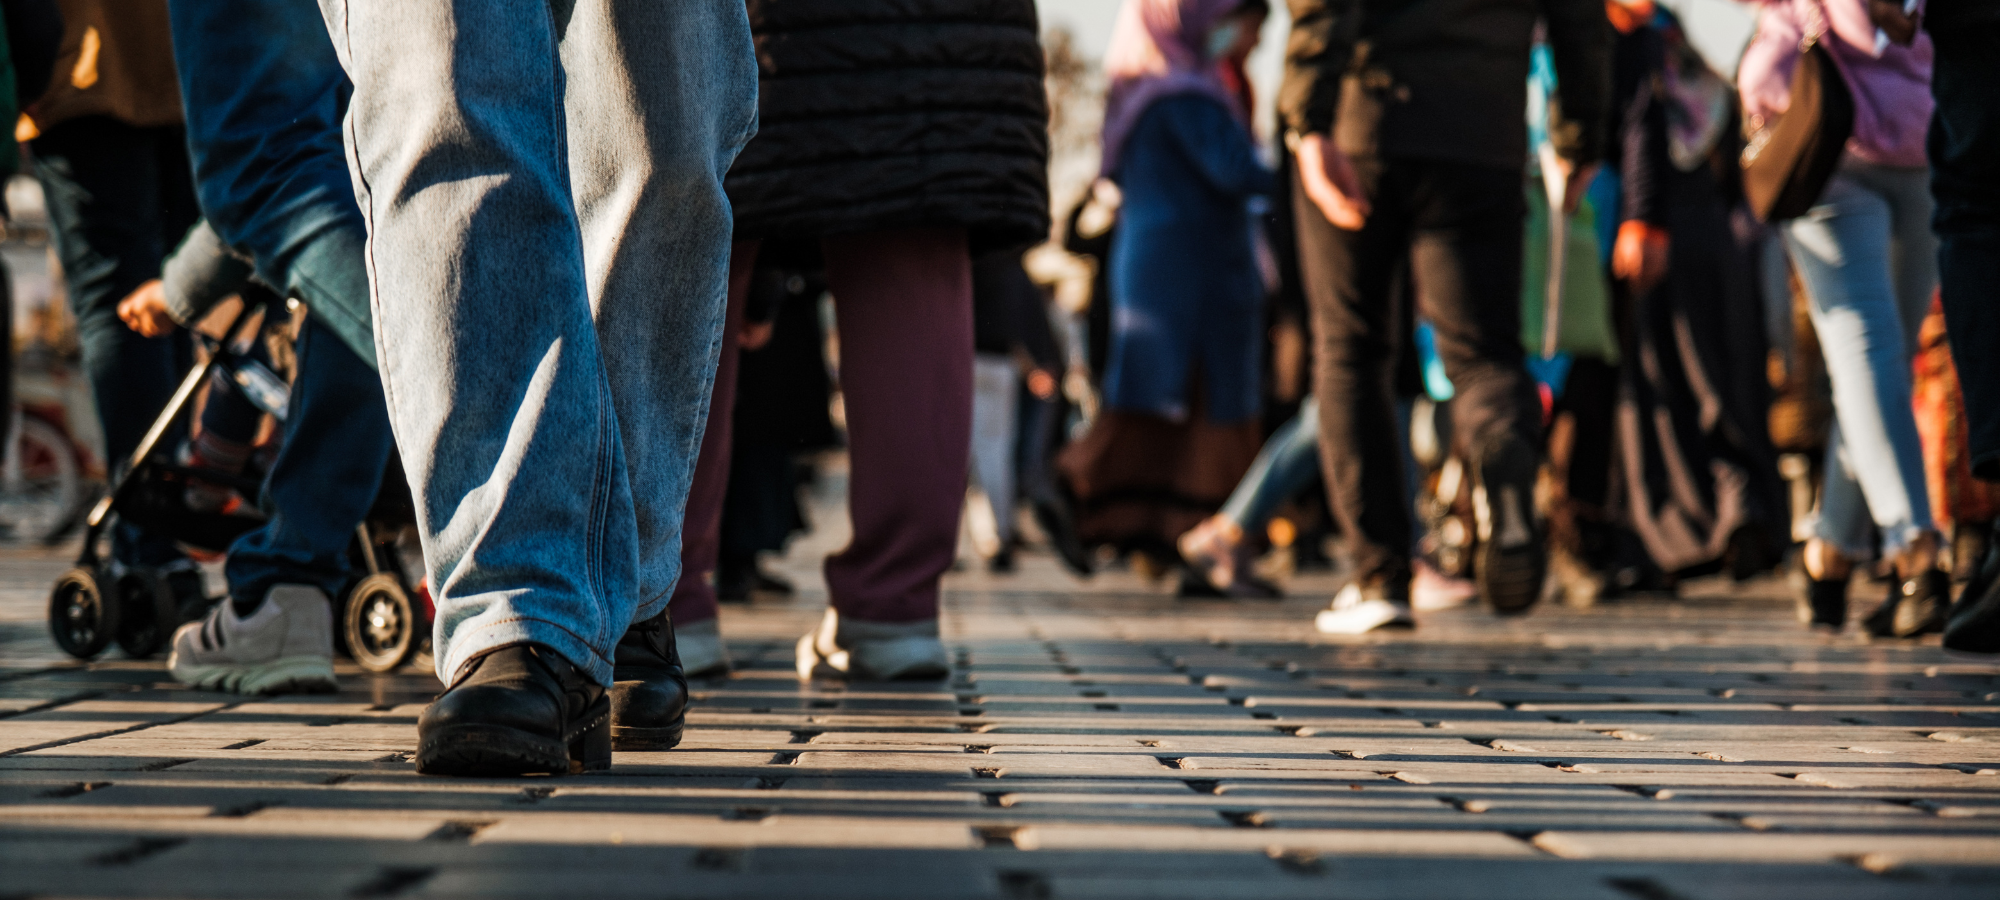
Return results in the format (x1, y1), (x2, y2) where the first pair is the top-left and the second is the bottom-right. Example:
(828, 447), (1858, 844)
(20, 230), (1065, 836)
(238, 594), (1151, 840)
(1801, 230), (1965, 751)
(417, 644), (608, 776)
(610, 610), (687, 751)
(1791, 554), (1849, 630)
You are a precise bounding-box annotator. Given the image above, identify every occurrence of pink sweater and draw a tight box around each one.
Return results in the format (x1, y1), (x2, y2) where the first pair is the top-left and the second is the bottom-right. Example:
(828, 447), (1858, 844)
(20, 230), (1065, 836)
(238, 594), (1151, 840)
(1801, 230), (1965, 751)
(1737, 0), (1934, 168)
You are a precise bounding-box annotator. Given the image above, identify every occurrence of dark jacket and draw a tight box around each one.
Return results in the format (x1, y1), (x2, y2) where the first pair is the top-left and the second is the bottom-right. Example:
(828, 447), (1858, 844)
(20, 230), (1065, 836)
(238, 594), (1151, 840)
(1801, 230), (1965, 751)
(725, 0), (1052, 254)
(1280, 0), (1611, 170)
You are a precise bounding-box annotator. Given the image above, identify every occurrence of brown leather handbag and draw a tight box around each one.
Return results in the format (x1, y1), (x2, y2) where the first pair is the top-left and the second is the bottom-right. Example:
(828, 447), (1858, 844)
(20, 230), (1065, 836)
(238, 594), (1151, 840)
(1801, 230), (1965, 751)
(1742, 10), (1855, 223)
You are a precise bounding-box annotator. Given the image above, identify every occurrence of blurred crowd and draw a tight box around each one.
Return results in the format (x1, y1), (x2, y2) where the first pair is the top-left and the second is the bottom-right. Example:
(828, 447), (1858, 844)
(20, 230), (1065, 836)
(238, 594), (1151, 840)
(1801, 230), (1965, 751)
(7, 0), (1998, 776)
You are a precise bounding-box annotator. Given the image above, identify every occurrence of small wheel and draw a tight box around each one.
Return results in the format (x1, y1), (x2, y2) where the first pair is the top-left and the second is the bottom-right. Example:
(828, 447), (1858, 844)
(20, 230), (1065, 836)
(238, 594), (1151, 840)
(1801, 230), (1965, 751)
(342, 572), (417, 673)
(114, 570), (179, 660)
(48, 566), (116, 659)
(0, 415), (86, 544)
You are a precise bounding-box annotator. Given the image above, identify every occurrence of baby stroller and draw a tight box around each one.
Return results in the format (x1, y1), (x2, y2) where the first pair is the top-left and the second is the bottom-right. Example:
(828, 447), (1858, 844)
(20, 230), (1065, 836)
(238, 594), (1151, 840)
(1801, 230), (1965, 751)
(45, 284), (431, 673)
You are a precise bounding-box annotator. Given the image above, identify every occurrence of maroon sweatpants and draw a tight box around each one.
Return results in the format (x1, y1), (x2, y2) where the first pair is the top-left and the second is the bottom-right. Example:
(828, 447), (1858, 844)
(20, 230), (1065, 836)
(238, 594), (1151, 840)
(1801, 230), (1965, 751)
(671, 227), (973, 625)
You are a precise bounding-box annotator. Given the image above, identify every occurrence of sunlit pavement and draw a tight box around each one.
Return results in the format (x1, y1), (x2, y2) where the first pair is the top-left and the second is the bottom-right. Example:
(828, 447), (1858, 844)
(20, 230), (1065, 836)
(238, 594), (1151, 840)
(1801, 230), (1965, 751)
(3, 486), (1998, 899)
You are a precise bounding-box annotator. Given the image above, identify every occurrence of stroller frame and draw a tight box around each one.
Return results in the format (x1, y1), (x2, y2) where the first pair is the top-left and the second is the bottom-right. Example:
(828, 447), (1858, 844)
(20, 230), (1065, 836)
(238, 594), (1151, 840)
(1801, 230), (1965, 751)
(46, 288), (430, 672)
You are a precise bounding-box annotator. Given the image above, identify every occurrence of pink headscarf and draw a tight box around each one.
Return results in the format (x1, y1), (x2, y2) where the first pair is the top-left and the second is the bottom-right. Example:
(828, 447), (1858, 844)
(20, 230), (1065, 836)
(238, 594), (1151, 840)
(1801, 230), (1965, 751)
(1098, 0), (1250, 176)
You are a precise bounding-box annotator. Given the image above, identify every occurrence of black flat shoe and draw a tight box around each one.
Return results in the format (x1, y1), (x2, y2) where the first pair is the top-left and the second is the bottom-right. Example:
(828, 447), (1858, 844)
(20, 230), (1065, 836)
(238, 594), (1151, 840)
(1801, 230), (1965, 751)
(1790, 554), (1849, 630)
(1863, 569), (1950, 638)
(417, 644), (608, 777)
(1799, 576), (1850, 630)
(610, 610), (687, 751)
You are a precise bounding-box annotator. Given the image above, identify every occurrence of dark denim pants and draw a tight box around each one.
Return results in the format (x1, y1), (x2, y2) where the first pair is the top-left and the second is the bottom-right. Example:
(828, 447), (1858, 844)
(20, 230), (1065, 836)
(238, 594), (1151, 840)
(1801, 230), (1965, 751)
(31, 117), (200, 568)
(222, 321), (393, 604)
(168, 0), (395, 606)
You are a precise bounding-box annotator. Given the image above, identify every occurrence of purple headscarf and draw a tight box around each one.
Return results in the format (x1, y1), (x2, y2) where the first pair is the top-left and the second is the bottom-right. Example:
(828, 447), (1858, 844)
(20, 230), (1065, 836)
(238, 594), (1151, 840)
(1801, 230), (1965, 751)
(1098, 0), (1249, 177)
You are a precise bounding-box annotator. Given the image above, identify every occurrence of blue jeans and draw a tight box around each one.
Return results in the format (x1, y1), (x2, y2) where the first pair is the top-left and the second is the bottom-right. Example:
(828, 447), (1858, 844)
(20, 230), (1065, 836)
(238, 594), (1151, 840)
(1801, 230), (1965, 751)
(224, 321), (394, 604)
(1784, 161), (1939, 557)
(168, 0), (396, 606)
(319, 0), (759, 686)
(1217, 396), (1427, 551)
(32, 117), (201, 568)
(169, 0), (375, 366)
(1219, 399), (1321, 531)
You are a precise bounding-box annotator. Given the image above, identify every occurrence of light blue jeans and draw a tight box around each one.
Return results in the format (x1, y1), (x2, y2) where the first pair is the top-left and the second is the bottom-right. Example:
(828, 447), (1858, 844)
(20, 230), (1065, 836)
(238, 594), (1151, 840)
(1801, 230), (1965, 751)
(1217, 395), (1426, 550)
(1219, 398), (1320, 531)
(318, 0), (759, 686)
(1783, 160), (1938, 559)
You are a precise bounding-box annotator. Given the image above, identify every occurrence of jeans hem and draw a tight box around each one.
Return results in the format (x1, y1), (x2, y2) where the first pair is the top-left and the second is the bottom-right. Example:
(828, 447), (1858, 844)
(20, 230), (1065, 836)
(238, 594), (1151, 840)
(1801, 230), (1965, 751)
(1808, 519), (1926, 561)
(438, 615), (614, 689)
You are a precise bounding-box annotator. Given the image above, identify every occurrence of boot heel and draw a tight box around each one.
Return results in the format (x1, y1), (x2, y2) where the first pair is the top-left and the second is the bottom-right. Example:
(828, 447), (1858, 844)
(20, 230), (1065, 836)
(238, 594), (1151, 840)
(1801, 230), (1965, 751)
(569, 715), (611, 773)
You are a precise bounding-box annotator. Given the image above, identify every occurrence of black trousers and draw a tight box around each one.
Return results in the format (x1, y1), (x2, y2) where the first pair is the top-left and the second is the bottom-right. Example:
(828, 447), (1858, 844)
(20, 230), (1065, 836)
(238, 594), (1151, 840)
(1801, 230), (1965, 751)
(1930, 20), (2000, 481)
(1294, 157), (1541, 584)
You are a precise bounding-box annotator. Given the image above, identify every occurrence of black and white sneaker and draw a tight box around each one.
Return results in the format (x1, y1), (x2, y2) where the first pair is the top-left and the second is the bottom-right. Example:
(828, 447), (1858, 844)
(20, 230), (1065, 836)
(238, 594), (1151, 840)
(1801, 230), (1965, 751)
(1472, 434), (1546, 615)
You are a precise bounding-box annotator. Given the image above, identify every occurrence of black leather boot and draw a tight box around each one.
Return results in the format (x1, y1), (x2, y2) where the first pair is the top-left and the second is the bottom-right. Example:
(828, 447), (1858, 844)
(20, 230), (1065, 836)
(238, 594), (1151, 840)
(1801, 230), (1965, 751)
(1864, 569), (1951, 638)
(416, 644), (609, 776)
(610, 610), (688, 751)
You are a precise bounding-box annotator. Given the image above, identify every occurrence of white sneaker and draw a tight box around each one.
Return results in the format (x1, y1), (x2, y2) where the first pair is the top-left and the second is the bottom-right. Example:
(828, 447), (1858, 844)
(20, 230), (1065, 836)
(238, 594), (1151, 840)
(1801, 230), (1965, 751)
(796, 608), (949, 681)
(677, 616), (731, 679)
(168, 584), (337, 695)
(1314, 583), (1415, 634)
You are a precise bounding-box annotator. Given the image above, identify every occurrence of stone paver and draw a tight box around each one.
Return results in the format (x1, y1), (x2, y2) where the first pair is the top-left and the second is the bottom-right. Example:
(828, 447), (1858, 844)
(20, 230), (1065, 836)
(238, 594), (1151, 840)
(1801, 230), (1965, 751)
(2, 496), (1999, 898)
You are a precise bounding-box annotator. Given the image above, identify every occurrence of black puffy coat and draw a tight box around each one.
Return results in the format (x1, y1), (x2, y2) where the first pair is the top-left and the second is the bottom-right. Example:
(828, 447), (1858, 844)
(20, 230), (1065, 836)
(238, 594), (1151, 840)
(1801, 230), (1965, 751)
(726, 0), (1051, 254)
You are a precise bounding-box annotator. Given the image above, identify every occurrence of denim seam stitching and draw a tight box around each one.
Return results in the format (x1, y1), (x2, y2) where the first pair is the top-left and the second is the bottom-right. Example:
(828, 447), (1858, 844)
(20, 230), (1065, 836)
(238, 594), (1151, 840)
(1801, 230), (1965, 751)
(454, 615), (612, 667)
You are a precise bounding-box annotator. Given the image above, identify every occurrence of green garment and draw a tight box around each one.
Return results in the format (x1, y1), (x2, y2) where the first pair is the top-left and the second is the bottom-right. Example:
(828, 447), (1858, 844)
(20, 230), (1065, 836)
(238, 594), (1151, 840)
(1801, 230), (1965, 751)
(1520, 184), (1618, 363)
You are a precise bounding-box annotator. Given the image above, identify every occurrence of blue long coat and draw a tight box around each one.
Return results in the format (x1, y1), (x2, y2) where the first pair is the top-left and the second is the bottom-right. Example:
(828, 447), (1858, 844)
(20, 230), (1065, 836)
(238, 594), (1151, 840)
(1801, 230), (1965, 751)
(1101, 93), (1274, 424)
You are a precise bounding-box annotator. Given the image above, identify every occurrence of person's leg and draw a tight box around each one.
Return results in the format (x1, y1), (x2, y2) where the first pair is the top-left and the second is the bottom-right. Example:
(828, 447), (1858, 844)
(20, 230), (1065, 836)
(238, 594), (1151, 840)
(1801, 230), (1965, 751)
(31, 119), (191, 568)
(220, 318), (394, 609)
(1930, 18), (2000, 652)
(661, 241), (757, 679)
(1784, 174), (1936, 560)
(667, 241), (758, 631)
(819, 227), (974, 623)
(1809, 420), (1877, 565)
(1407, 163), (1540, 466)
(1866, 166), (1940, 358)
(1296, 161), (1414, 592)
(1931, 22), (2000, 482)
(1940, 222), (2000, 481)
(970, 353), (1020, 550)
(559, 0), (758, 626)
(324, 0), (753, 773)
(324, 0), (640, 689)
(1407, 161), (1544, 612)
(1221, 399), (1321, 531)
(1178, 398), (1318, 595)
(795, 228), (970, 680)
(171, 318), (389, 695)
(1786, 171), (1946, 635)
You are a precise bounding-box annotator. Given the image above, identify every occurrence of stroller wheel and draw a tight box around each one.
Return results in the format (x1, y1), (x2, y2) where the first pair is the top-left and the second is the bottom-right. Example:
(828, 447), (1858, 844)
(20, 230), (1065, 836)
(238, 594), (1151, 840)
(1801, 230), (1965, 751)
(114, 570), (180, 660)
(342, 572), (419, 673)
(48, 566), (117, 659)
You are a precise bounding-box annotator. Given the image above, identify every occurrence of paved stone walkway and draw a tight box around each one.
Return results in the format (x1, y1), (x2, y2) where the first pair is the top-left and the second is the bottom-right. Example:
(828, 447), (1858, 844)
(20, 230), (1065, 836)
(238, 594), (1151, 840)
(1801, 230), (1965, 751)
(4, 525), (1999, 898)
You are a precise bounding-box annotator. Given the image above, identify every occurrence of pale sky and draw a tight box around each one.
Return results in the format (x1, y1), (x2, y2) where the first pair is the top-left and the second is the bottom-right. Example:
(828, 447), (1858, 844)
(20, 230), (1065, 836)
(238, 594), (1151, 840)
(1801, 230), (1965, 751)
(1034, 0), (1760, 140)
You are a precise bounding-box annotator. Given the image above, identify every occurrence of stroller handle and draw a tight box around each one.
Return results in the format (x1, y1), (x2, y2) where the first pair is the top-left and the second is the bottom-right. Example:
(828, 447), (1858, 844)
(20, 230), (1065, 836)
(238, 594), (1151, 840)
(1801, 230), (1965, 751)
(84, 292), (278, 533)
